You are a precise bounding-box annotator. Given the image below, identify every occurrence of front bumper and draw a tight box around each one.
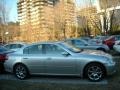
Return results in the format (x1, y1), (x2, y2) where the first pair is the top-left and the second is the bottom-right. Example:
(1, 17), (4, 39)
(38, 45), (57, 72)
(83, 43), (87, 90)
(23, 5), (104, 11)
(106, 62), (116, 75)
(113, 45), (120, 53)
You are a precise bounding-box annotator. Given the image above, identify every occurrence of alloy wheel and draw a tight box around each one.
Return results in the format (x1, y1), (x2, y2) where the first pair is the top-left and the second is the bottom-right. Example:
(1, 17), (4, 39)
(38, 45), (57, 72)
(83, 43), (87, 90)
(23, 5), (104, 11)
(86, 64), (104, 81)
(14, 64), (28, 80)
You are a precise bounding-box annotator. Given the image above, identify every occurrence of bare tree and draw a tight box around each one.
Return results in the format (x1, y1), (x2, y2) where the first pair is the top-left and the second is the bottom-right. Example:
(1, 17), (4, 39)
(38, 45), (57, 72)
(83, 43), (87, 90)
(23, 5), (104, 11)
(54, 1), (67, 40)
(83, 0), (120, 35)
(77, 16), (89, 36)
(0, 0), (10, 43)
(7, 22), (20, 42)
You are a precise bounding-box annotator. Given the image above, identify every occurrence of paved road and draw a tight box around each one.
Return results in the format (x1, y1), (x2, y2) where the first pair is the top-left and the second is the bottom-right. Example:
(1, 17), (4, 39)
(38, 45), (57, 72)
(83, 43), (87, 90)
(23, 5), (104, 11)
(0, 73), (107, 85)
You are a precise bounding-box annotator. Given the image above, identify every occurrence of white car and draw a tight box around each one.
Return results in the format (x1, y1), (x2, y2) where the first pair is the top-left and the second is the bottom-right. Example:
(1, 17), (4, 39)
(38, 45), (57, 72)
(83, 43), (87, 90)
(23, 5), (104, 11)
(4, 42), (27, 51)
(113, 40), (120, 53)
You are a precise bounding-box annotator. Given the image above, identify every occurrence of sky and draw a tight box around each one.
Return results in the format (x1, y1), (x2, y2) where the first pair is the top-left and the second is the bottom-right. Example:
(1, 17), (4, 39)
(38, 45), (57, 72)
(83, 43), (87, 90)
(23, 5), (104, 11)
(5, 0), (18, 22)
(5, 0), (95, 22)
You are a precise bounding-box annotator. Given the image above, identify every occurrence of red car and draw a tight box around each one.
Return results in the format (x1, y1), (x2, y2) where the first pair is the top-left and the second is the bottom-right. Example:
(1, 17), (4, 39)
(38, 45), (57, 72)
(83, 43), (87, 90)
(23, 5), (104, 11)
(103, 36), (115, 49)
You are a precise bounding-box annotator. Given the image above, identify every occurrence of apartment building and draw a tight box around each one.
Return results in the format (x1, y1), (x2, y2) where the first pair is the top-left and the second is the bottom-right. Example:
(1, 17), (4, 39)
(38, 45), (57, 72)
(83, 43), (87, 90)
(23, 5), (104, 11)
(17, 0), (75, 42)
(53, 0), (75, 39)
(18, 0), (54, 42)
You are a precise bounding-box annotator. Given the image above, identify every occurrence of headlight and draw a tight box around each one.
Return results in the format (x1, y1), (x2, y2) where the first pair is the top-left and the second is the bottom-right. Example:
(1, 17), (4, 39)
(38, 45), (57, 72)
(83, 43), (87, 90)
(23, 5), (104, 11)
(106, 57), (114, 64)
(108, 59), (114, 64)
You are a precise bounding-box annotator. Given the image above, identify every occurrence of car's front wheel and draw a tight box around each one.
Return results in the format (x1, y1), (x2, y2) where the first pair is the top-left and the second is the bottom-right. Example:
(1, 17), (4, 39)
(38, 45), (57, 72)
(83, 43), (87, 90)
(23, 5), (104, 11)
(14, 64), (29, 80)
(85, 63), (105, 81)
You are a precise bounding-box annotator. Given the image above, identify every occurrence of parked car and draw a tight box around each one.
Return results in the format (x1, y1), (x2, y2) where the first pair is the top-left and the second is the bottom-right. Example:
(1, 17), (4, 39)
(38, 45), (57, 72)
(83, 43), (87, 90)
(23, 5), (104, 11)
(103, 36), (115, 49)
(64, 38), (110, 52)
(94, 35), (109, 40)
(93, 35), (115, 49)
(93, 35), (109, 45)
(113, 40), (120, 53)
(4, 42), (116, 81)
(4, 42), (27, 51)
(0, 47), (13, 73)
(113, 35), (120, 41)
(87, 39), (102, 45)
(79, 36), (91, 41)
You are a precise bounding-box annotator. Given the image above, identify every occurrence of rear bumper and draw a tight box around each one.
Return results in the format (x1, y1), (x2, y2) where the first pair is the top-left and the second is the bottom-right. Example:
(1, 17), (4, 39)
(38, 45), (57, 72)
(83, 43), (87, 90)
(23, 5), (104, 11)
(4, 62), (13, 73)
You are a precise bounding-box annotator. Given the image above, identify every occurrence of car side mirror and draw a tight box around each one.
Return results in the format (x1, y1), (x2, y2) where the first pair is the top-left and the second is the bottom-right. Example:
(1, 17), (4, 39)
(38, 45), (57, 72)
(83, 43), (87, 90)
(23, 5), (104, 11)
(61, 52), (70, 57)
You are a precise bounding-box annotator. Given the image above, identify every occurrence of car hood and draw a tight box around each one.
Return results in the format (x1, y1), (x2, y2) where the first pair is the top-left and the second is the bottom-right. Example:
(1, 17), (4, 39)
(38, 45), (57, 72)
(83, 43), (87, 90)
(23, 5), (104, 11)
(80, 49), (111, 57)
(0, 50), (14, 54)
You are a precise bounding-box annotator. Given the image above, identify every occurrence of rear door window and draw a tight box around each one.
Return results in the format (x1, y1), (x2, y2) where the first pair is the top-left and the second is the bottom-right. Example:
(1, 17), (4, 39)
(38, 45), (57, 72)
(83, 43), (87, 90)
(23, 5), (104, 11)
(23, 44), (43, 54)
(45, 44), (65, 55)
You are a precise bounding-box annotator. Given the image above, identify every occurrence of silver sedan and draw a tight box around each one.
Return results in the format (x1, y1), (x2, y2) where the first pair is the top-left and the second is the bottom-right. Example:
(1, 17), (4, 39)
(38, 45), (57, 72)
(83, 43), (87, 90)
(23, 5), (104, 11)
(4, 42), (116, 81)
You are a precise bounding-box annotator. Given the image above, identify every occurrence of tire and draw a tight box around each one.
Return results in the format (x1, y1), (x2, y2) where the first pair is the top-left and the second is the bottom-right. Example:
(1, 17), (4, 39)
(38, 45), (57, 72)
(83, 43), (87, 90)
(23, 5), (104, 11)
(14, 64), (29, 80)
(85, 63), (105, 81)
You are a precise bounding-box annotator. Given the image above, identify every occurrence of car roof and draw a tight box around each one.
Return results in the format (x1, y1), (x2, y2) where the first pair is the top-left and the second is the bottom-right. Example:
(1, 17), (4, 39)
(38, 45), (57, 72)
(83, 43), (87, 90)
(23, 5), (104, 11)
(4, 42), (27, 46)
(11, 41), (63, 52)
(30, 41), (61, 45)
(64, 38), (83, 41)
(64, 38), (87, 43)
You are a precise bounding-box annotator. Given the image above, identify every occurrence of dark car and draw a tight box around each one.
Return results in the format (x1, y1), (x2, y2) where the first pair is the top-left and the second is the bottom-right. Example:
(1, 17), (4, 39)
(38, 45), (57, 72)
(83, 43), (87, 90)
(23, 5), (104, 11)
(0, 47), (13, 73)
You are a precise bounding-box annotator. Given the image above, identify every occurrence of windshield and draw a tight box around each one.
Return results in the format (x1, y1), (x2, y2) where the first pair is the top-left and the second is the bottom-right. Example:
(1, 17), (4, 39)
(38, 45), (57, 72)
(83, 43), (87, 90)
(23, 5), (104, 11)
(59, 42), (82, 53)
(0, 47), (9, 53)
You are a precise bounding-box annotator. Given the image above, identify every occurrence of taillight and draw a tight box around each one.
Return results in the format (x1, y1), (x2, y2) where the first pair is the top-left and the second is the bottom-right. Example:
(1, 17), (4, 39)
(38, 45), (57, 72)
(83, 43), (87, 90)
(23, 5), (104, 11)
(0, 54), (8, 62)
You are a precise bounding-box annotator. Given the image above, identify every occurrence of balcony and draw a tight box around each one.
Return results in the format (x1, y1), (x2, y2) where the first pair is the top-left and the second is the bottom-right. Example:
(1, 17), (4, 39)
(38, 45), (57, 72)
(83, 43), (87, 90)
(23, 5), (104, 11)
(34, 3), (40, 7)
(18, 0), (24, 4)
(33, 0), (47, 3)
(18, 10), (22, 14)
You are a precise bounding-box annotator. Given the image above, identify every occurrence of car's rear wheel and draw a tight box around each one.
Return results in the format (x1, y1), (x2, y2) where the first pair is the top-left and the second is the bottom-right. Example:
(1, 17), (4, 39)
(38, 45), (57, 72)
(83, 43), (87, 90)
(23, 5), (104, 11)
(85, 63), (105, 81)
(14, 64), (29, 80)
